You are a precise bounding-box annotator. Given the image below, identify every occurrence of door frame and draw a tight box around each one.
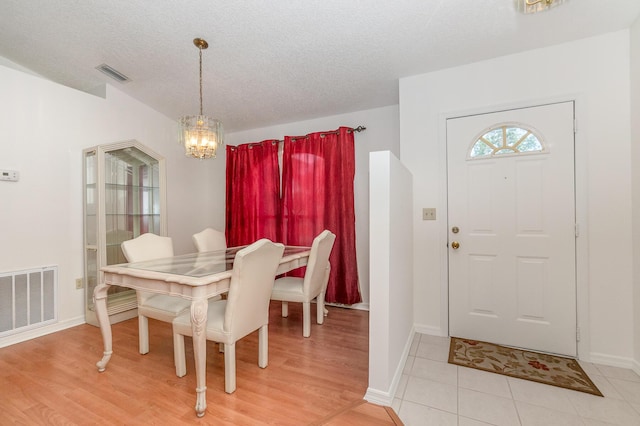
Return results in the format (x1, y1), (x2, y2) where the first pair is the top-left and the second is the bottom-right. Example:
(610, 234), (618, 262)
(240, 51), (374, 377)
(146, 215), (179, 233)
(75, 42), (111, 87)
(437, 94), (590, 360)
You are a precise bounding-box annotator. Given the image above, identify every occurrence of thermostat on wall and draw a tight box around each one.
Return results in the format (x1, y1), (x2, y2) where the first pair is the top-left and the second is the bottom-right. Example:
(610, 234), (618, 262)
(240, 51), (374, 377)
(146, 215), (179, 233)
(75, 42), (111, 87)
(0, 169), (19, 182)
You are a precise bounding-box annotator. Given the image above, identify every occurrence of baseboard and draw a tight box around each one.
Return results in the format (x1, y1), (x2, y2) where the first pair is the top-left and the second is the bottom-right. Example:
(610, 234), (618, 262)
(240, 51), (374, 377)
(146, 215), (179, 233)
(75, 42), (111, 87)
(589, 351), (637, 369)
(325, 302), (369, 311)
(414, 323), (446, 337)
(364, 387), (393, 406)
(364, 325), (415, 406)
(0, 316), (86, 349)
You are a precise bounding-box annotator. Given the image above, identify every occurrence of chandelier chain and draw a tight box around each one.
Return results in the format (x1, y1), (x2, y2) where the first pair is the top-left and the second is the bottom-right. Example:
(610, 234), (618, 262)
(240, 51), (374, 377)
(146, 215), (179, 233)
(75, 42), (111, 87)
(178, 37), (223, 159)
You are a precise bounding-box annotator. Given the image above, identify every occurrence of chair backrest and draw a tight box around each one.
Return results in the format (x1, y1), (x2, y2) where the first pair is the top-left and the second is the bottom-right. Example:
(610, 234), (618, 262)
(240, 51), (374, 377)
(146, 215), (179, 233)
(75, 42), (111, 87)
(224, 239), (284, 339)
(121, 233), (174, 262)
(192, 227), (227, 252)
(303, 230), (337, 299)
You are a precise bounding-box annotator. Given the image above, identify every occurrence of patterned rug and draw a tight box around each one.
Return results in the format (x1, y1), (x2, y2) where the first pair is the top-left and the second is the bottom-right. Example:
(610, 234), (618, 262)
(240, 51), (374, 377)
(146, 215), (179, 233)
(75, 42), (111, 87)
(448, 337), (603, 396)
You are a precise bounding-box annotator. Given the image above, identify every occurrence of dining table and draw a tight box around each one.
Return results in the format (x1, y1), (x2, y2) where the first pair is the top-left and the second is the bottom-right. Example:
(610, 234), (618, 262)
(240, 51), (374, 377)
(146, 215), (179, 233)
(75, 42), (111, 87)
(94, 245), (311, 417)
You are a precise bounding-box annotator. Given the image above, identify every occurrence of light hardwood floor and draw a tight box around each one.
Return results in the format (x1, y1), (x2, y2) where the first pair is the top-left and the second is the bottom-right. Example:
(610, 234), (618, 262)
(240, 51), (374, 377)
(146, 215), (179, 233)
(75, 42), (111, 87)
(0, 303), (394, 425)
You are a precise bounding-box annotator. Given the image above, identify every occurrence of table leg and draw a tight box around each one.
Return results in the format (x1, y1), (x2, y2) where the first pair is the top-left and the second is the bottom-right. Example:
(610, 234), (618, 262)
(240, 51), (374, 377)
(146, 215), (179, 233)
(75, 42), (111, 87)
(191, 298), (208, 417)
(94, 283), (113, 372)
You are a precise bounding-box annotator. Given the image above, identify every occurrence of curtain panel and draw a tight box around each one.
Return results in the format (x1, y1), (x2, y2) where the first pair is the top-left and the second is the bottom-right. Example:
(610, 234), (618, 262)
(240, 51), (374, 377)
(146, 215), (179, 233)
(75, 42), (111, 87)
(281, 127), (361, 305)
(225, 140), (280, 246)
(225, 127), (361, 305)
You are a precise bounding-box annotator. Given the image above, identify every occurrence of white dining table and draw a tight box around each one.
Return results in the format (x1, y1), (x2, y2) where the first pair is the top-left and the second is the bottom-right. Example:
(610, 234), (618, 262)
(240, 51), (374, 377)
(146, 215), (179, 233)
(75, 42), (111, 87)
(94, 245), (310, 417)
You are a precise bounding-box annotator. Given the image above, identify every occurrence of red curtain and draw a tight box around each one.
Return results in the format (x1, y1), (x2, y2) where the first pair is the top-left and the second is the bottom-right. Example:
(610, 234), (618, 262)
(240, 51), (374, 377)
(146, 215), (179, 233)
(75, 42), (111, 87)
(225, 140), (280, 246)
(281, 127), (361, 305)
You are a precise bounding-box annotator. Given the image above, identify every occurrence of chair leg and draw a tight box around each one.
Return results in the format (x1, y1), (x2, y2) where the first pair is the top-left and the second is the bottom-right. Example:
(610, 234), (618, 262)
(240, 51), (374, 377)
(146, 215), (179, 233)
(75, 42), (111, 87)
(303, 302), (311, 338)
(138, 314), (150, 355)
(281, 301), (288, 317)
(224, 343), (236, 393)
(174, 329), (187, 377)
(258, 325), (268, 368)
(317, 291), (326, 325)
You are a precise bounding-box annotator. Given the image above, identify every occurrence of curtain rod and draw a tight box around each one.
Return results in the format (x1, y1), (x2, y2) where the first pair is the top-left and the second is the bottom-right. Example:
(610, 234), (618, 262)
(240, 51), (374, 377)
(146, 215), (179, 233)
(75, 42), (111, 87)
(237, 126), (366, 149)
(276, 125), (366, 143)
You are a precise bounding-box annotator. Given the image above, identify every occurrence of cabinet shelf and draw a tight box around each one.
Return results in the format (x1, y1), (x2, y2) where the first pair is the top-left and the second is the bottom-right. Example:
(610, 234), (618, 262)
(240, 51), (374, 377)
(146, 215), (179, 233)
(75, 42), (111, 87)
(105, 183), (161, 190)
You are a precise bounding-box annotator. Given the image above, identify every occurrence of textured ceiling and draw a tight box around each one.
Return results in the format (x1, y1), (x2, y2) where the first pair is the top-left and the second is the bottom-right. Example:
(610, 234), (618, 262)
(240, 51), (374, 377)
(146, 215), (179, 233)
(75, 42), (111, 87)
(1, 0), (639, 132)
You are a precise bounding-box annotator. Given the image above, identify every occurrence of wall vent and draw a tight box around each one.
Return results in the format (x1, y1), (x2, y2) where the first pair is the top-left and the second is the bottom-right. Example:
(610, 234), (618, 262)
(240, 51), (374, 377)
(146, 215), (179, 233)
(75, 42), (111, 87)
(95, 63), (131, 83)
(0, 266), (57, 337)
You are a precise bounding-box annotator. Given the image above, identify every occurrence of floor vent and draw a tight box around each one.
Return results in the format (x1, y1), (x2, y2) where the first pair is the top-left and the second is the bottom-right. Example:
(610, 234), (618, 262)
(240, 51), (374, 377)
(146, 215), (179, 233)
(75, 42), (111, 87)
(0, 266), (57, 337)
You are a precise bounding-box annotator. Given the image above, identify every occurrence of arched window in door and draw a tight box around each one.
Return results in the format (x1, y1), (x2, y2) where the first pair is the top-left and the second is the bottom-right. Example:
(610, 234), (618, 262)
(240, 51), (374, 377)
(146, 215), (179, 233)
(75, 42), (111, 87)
(468, 123), (546, 159)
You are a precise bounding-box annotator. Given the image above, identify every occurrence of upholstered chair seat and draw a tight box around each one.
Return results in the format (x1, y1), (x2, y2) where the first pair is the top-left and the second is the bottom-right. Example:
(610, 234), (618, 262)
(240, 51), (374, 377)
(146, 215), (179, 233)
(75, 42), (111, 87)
(270, 230), (336, 337)
(172, 239), (285, 393)
(121, 233), (192, 362)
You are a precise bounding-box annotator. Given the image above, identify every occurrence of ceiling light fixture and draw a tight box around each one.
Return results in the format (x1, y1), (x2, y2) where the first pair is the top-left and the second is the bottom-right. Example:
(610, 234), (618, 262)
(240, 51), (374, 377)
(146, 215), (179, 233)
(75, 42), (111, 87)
(179, 38), (224, 159)
(516, 0), (567, 14)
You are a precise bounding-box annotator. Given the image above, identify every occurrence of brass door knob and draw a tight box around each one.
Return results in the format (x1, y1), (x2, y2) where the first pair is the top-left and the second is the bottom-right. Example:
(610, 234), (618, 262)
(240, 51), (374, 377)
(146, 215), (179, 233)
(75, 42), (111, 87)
(451, 241), (460, 249)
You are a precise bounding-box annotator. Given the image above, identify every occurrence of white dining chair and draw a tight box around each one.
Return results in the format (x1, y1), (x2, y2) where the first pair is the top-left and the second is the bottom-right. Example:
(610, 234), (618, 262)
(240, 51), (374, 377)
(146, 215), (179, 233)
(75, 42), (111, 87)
(192, 227), (227, 252)
(192, 228), (226, 325)
(270, 230), (336, 337)
(121, 233), (192, 361)
(172, 238), (284, 393)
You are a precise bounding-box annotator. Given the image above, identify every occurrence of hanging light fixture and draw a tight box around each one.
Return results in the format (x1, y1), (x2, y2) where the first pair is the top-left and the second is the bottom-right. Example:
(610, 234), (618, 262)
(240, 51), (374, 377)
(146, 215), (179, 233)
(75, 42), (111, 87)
(516, 0), (567, 14)
(179, 38), (224, 159)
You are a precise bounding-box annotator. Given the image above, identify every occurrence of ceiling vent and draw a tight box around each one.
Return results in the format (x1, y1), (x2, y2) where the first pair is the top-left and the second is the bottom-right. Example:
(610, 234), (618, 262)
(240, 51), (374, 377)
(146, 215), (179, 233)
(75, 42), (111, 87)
(95, 63), (131, 83)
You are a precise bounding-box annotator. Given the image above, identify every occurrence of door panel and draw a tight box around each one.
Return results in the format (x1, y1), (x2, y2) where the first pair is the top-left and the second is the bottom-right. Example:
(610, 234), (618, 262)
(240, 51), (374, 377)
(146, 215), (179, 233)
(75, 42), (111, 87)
(447, 102), (576, 356)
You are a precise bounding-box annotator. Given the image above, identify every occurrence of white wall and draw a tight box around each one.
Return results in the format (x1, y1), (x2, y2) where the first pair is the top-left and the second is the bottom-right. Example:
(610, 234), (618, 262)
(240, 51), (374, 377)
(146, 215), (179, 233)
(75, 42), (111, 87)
(0, 64), (225, 345)
(631, 16), (640, 373)
(400, 30), (634, 364)
(226, 105), (400, 307)
(366, 151), (414, 405)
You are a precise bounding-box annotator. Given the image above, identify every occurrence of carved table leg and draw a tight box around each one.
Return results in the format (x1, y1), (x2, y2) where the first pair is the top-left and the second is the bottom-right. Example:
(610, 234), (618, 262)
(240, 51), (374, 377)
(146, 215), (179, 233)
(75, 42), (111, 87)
(191, 299), (208, 417)
(94, 283), (113, 372)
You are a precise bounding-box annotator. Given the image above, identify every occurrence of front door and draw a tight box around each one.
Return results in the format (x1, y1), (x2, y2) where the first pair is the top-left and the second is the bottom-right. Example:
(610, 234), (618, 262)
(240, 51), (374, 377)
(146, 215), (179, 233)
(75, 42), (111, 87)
(447, 102), (577, 356)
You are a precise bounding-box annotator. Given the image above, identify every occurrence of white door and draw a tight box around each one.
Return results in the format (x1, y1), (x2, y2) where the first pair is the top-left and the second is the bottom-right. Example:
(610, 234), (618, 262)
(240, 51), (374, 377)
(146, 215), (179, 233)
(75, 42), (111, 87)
(447, 102), (576, 357)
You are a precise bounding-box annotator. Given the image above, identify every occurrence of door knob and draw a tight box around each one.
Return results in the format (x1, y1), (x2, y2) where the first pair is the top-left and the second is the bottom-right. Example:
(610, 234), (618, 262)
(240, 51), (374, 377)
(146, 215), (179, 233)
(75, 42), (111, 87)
(451, 241), (460, 249)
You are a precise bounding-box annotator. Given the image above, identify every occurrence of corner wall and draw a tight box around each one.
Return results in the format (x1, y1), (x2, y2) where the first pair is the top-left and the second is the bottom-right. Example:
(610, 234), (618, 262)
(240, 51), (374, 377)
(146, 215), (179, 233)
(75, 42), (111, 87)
(400, 30), (634, 364)
(631, 16), (640, 374)
(0, 65), (224, 346)
(366, 151), (414, 405)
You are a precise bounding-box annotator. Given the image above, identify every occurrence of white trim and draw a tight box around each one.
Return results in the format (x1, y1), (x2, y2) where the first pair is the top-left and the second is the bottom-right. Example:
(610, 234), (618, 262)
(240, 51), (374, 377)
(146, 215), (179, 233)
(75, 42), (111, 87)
(589, 352), (637, 370)
(414, 324), (447, 337)
(364, 325), (415, 406)
(438, 94), (589, 360)
(0, 316), (86, 349)
(325, 302), (369, 311)
(364, 388), (394, 406)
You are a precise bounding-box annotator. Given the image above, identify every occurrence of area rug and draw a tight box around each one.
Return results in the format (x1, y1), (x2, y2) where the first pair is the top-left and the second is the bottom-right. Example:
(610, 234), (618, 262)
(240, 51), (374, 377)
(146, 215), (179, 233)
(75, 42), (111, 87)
(448, 337), (602, 396)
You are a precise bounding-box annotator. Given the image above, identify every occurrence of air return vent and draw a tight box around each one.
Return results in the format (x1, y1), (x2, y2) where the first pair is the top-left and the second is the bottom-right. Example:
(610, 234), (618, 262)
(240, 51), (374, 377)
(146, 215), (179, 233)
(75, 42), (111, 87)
(95, 63), (131, 83)
(0, 266), (57, 337)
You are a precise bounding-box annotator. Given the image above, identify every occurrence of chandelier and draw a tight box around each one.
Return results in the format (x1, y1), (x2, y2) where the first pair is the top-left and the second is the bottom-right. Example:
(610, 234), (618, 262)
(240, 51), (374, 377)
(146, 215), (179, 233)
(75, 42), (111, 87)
(179, 38), (224, 159)
(516, 0), (567, 14)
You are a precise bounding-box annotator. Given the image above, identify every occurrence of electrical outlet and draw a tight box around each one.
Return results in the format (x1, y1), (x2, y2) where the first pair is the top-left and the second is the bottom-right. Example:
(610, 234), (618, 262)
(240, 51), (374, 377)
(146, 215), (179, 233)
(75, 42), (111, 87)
(75, 278), (83, 289)
(422, 208), (436, 220)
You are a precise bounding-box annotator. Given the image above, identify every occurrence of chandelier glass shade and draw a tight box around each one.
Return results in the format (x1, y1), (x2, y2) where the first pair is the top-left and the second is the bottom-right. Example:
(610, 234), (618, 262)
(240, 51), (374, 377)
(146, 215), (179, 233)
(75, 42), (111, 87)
(179, 115), (223, 159)
(516, 0), (566, 14)
(179, 38), (224, 159)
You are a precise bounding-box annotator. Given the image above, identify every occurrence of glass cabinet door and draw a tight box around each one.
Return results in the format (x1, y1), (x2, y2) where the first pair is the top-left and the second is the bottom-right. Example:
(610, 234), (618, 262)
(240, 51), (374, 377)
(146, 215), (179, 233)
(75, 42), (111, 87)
(83, 141), (166, 326)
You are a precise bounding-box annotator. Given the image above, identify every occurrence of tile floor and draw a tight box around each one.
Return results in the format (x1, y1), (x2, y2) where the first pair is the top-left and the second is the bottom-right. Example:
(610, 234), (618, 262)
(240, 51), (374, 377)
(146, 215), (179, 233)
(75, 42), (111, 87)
(392, 333), (640, 426)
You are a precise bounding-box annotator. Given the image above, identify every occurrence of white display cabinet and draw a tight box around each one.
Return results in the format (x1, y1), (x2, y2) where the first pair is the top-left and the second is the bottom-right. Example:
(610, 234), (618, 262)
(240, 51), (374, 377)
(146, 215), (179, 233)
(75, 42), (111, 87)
(83, 140), (167, 326)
